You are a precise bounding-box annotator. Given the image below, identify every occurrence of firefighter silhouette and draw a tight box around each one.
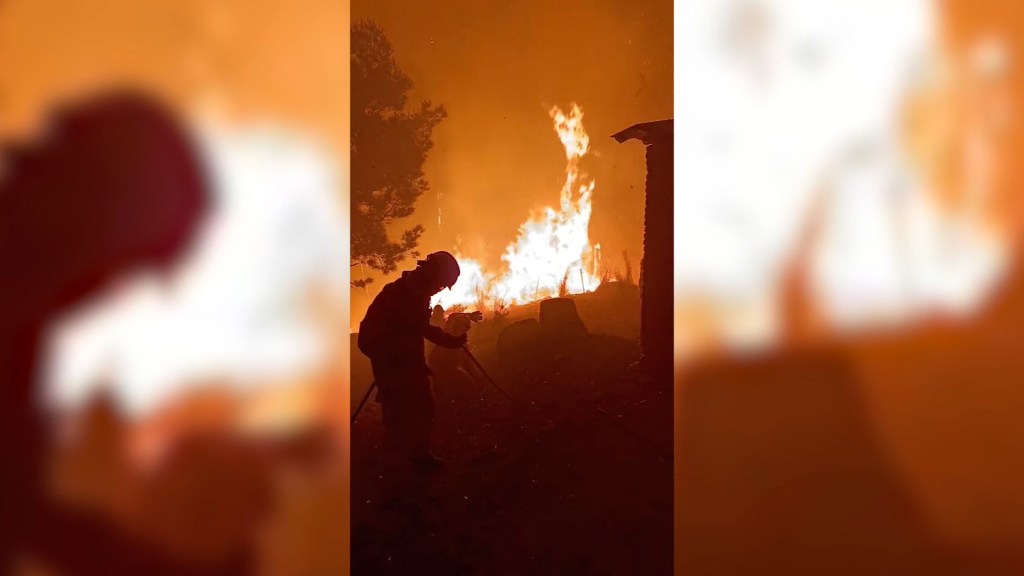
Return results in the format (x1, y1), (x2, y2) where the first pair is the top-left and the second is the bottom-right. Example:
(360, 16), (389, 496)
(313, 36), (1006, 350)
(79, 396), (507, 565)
(0, 91), (249, 574)
(357, 251), (467, 471)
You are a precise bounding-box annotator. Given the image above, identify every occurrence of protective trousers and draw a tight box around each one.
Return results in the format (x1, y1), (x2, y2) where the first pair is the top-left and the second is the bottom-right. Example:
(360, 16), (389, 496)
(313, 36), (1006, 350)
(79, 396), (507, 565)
(376, 369), (435, 458)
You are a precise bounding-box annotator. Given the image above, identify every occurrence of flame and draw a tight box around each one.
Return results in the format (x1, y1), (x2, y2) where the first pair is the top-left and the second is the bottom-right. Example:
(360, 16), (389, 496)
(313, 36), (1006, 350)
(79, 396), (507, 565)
(431, 103), (602, 311)
(431, 257), (491, 309)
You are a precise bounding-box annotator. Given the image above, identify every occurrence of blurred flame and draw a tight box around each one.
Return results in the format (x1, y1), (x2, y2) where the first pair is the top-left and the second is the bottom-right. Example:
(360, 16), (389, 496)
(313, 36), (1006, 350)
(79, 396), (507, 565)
(431, 104), (602, 310)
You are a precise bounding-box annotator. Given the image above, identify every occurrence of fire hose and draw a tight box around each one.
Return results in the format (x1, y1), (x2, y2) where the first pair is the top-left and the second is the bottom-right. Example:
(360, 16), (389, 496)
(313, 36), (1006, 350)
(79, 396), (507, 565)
(460, 345), (516, 402)
(351, 345), (514, 425)
(351, 380), (377, 425)
(351, 347), (668, 469)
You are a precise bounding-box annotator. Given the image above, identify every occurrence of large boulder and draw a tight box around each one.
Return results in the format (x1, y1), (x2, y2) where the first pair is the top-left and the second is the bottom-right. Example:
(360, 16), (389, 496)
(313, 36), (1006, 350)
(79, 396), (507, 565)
(496, 318), (544, 364)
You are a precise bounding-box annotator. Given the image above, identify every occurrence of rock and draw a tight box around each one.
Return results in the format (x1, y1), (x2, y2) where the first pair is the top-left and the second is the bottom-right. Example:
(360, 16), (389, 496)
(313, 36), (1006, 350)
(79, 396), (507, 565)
(496, 319), (543, 361)
(538, 298), (588, 337)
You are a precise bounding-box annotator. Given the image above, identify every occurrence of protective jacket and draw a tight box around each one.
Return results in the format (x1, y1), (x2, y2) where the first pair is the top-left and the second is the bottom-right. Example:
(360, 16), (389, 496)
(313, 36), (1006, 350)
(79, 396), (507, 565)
(358, 271), (463, 378)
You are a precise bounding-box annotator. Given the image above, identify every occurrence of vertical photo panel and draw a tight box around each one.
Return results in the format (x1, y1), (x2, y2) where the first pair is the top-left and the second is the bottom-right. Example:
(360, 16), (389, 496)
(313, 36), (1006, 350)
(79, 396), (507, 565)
(676, 1), (1024, 574)
(0, 1), (350, 573)
(349, 0), (674, 573)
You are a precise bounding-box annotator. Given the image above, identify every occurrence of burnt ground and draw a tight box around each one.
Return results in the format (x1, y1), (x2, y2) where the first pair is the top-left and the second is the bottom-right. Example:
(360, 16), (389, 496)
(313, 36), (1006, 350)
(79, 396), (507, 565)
(350, 284), (672, 575)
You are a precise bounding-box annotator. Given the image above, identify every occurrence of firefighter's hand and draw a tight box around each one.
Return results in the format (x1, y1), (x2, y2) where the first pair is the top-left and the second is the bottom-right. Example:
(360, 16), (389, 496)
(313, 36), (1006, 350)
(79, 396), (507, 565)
(469, 311), (484, 322)
(450, 333), (469, 348)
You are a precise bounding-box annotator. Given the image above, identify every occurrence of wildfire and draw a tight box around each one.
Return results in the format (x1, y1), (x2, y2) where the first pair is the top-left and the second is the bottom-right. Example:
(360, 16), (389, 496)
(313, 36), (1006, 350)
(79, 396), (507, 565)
(431, 104), (602, 311)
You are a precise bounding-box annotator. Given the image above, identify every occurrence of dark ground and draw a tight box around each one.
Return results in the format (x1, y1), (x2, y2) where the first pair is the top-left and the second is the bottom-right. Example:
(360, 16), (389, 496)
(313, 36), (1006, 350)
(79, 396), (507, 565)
(676, 259), (1024, 576)
(350, 283), (672, 575)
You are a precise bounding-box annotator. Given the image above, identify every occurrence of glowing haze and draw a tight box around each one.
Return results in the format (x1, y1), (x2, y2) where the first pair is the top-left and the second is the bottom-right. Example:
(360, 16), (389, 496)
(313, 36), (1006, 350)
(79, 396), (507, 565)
(431, 104), (602, 310)
(45, 122), (347, 417)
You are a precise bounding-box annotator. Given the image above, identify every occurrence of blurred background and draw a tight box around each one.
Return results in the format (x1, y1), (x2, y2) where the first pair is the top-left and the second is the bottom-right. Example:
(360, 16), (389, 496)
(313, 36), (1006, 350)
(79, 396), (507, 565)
(676, 0), (1018, 352)
(0, 1), (350, 574)
(675, 0), (1024, 574)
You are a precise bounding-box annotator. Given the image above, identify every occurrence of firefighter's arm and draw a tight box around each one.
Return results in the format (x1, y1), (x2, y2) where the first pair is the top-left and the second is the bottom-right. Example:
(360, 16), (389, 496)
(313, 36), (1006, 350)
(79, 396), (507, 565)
(423, 324), (467, 348)
(357, 288), (398, 358)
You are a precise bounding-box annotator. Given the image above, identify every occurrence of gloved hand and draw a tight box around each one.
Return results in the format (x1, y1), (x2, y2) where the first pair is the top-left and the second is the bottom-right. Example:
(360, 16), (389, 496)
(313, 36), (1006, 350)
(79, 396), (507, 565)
(442, 332), (468, 349)
(468, 311), (484, 322)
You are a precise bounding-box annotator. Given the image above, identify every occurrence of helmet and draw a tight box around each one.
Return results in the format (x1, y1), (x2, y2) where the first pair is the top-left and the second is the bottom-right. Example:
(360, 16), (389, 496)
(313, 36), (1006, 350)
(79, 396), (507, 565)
(0, 90), (208, 314)
(418, 251), (460, 289)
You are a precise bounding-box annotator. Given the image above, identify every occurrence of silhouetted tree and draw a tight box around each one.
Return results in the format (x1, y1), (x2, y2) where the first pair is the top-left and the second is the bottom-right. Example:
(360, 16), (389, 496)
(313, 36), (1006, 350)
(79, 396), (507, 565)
(351, 19), (446, 288)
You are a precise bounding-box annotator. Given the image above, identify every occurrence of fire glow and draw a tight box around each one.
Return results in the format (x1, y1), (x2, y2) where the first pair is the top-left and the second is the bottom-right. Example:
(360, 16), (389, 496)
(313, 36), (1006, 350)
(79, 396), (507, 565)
(431, 104), (603, 311)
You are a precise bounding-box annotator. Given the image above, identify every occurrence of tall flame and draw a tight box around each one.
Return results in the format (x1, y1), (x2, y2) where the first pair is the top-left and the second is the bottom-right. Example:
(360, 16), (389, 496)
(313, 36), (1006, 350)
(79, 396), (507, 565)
(431, 103), (602, 311)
